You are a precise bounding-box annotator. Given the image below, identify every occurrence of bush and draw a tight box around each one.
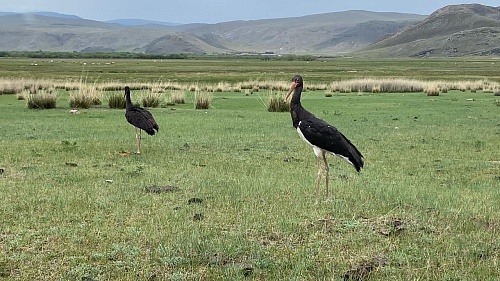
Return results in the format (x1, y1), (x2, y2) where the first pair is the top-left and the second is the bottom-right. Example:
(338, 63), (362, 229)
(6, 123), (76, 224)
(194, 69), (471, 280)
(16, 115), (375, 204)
(194, 90), (212, 109)
(108, 93), (126, 109)
(494, 91), (500, 96)
(27, 91), (57, 109)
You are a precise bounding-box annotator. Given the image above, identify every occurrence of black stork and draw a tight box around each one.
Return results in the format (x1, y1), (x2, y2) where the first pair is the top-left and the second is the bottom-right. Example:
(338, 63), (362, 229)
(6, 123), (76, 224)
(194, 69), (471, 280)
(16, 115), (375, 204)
(285, 75), (364, 202)
(124, 86), (159, 154)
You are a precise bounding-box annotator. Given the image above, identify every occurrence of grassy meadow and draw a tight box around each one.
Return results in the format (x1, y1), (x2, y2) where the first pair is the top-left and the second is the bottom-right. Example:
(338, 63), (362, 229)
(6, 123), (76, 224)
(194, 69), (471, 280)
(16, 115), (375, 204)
(0, 58), (499, 280)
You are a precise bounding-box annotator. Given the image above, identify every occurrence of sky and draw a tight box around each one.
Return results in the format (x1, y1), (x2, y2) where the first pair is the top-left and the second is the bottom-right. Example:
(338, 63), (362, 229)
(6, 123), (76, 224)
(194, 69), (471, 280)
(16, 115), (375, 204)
(1, 1), (499, 24)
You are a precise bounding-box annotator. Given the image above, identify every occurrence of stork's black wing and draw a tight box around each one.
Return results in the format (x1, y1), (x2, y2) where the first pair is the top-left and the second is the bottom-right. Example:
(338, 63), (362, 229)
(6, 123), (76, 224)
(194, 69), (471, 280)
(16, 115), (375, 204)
(125, 106), (159, 135)
(298, 117), (364, 172)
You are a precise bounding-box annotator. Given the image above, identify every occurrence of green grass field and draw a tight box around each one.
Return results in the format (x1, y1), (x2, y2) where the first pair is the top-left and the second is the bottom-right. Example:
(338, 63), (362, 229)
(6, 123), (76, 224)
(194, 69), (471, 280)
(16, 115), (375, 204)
(0, 58), (499, 280)
(0, 57), (499, 83)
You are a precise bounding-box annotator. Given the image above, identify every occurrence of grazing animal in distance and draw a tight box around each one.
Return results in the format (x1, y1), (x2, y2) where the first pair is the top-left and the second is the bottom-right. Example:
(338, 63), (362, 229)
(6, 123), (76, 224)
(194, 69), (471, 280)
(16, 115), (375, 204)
(285, 75), (363, 203)
(124, 86), (159, 154)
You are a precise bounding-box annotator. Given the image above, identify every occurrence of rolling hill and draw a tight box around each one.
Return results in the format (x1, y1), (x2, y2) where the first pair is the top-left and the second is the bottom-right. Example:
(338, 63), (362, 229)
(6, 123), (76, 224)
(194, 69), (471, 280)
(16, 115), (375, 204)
(358, 4), (500, 57)
(0, 4), (498, 57)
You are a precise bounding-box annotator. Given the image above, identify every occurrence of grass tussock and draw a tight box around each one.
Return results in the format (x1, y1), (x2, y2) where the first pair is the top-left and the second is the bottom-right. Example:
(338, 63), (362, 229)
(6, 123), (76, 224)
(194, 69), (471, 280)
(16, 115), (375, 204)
(108, 92), (126, 109)
(425, 83), (440, 96)
(194, 90), (212, 109)
(169, 90), (186, 104)
(69, 85), (103, 108)
(0, 80), (24, 95)
(141, 90), (162, 108)
(267, 91), (290, 112)
(26, 90), (57, 109)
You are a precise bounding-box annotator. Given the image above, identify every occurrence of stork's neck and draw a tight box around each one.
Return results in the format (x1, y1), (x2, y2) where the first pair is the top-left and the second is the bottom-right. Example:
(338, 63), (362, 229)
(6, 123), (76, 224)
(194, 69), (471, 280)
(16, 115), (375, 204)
(289, 86), (305, 128)
(125, 90), (133, 108)
(290, 86), (303, 107)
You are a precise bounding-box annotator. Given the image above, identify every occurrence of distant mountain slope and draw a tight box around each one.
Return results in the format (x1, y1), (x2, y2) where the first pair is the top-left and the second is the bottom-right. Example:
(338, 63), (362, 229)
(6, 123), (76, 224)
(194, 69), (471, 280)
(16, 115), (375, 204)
(106, 19), (180, 27)
(1, 5), (499, 57)
(0, 10), (425, 55)
(359, 4), (500, 57)
(185, 10), (426, 53)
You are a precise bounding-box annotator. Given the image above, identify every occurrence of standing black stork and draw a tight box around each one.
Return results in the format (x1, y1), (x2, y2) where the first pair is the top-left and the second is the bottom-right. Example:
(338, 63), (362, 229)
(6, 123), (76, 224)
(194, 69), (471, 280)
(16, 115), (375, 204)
(124, 86), (159, 154)
(285, 75), (364, 202)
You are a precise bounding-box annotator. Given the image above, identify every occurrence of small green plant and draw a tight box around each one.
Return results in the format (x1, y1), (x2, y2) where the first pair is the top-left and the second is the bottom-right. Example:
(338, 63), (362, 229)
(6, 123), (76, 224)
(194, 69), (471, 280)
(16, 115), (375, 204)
(108, 93), (126, 109)
(194, 90), (212, 109)
(26, 90), (57, 109)
(267, 92), (289, 112)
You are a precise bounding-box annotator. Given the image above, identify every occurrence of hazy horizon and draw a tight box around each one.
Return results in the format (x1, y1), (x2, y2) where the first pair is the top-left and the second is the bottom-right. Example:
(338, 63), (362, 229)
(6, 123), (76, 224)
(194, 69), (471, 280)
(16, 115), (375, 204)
(0, 1), (498, 24)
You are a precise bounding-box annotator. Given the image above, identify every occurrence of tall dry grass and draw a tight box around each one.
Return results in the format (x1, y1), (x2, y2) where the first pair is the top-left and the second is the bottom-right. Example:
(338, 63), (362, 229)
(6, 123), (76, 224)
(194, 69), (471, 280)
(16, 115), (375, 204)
(2, 78), (500, 97)
(69, 85), (103, 108)
(141, 90), (163, 108)
(26, 90), (57, 109)
(194, 90), (212, 109)
(169, 90), (186, 104)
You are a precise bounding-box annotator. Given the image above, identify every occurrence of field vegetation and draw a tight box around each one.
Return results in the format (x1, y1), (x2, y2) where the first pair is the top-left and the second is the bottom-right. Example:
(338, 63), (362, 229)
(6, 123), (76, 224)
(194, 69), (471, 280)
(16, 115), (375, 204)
(0, 57), (499, 280)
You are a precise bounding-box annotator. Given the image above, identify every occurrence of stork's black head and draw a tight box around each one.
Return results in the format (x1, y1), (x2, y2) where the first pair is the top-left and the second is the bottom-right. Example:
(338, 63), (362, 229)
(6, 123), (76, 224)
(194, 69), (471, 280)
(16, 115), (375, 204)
(291, 75), (303, 88)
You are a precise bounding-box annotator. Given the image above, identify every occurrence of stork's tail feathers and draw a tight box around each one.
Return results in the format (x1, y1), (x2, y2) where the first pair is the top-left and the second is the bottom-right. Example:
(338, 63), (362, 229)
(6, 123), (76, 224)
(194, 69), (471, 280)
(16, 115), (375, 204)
(348, 148), (364, 172)
(340, 134), (364, 172)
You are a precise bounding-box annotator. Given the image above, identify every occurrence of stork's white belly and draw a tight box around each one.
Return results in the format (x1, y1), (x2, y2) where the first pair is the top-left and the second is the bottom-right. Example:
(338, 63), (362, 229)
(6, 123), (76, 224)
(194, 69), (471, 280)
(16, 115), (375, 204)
(296, 125), (324, 158)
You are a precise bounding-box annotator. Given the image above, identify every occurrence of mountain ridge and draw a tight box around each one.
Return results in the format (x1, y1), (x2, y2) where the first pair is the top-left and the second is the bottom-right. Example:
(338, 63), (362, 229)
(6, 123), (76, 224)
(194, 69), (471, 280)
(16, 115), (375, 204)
(0, 4), (498, 57)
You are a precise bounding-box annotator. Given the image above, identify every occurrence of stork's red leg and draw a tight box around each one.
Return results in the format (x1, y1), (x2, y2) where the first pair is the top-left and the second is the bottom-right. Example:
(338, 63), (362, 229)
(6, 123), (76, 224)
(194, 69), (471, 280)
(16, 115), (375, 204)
(316, 157), (322, 204)
(137, 129), (142, 154)
(135, 128), (141, 154)
(322, 152), (329, 199)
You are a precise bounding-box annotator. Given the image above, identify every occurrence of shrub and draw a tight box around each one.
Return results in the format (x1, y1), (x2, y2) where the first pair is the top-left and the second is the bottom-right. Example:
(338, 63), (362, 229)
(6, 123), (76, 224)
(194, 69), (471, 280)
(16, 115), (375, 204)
(267, 92), (289, 112)
(108, 93), (126, 109)
(494, 91), (500, 96)
(194, 90), (212, 109)
(27, 91), (57, 109)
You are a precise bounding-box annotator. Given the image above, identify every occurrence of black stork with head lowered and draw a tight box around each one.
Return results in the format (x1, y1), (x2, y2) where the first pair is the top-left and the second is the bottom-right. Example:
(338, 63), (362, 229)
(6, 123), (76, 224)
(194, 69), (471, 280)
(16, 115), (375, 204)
(285, 75), (363, 203)
(124, 86), (159, 154)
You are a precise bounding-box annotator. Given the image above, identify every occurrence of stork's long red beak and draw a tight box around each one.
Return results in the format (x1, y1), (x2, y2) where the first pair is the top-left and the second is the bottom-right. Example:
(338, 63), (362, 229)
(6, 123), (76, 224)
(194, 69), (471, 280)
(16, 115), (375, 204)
(285, 81), (297, 102)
